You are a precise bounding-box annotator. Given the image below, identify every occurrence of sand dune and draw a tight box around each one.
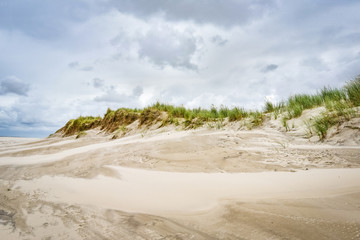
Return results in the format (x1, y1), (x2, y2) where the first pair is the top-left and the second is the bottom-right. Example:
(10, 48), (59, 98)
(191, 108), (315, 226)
(1, 122), (360, 239)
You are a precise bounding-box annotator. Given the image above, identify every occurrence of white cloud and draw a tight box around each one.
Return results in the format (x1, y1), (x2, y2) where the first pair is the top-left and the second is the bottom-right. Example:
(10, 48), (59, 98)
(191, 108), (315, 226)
(186, 93), (231, 109)
(94, 85), (143, 107)
(138, 25), (198, 70)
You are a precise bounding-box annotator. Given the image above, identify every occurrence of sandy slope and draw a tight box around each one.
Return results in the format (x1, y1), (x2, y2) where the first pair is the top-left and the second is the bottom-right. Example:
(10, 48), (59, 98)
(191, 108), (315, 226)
(0, 119), (360, 239)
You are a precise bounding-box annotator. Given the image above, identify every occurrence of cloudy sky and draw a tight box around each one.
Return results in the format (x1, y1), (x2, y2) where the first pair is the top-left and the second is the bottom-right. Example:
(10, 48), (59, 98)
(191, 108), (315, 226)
(1, 0), (360, 137)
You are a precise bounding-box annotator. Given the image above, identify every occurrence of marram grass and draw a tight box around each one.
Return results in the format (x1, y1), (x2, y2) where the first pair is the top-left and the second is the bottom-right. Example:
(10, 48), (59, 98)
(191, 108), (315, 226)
(57, 76), (360, 139)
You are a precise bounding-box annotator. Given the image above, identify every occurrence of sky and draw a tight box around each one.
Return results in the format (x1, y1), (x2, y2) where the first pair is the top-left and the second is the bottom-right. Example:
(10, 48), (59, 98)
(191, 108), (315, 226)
(0, 0), (360, 137)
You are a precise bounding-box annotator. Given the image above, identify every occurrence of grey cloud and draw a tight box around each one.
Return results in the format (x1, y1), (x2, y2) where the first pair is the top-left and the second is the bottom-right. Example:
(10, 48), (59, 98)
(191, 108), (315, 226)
(0, 0), (107, 39)
(68, 61), (93, 71)
(80, 66), (94, 71)
(264, 1), (360, 52)
(0, 99), (67, 137)
(0, 0), (277, 40)
(68, 61), (79, 68)
(110, 35), (122, 46)
(0, 76), (30, 96)
(92, 78), (104, 88)
(110, 30), (127, 46)
(301, 57), (328, 71)
(132, 86), (143, 97)
(112, 0), (276, 27)
(138, 26), (198, 70)
(262, 64), (278, 73)
(211, 35), (228, 46)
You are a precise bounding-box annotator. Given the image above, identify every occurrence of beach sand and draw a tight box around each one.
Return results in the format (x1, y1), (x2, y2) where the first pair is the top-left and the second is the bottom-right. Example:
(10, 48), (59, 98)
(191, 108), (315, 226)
(1, 120), (360, 239)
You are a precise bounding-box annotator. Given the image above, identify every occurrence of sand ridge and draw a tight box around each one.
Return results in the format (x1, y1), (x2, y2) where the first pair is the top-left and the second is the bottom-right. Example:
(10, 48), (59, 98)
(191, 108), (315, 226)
(13, 167), (360, 215)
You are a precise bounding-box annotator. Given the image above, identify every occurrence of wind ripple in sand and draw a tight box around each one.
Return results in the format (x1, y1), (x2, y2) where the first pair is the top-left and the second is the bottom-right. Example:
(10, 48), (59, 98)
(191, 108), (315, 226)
(14, 167), (360, 216)
(0, 131), (191, 166)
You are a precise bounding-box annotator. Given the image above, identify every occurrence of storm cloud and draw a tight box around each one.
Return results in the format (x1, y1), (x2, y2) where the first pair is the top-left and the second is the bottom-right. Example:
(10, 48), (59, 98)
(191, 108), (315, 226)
(262, 64), (278, 73)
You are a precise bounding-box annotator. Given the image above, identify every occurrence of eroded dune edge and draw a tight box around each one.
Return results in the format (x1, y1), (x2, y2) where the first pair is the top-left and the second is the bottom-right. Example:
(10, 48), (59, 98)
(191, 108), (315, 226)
(1, 107), (360, 239)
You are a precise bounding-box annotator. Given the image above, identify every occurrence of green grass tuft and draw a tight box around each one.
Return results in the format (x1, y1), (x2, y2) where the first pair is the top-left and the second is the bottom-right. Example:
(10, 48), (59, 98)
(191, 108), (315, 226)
(345, 76), (360, 106)
(228, 107), (248, 121)
(62, 116), (101, 137)
(264, 101), (274, 113)
(310, 100), (357, 140)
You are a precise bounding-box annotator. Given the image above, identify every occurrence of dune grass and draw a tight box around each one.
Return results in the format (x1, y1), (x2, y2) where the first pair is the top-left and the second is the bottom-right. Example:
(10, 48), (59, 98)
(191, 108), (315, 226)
(76, 131), (87, 139)
(60, 116), (102, 136)
(57, 76), (360, 139)
(311, 99), (357, 140)
(228, 107), (248, 121)
(264, 77), (360, 136)
(345, 76), (360, 106)
(266, 86), (348, 122)
(101, 108), (139, 132)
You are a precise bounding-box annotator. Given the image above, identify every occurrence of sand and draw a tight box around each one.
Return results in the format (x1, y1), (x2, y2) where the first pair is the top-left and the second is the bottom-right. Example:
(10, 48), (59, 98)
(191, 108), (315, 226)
(1, 118), (360, 239)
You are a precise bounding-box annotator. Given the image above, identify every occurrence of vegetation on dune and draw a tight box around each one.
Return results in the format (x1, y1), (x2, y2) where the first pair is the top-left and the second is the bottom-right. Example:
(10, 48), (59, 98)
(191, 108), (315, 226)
(345, 76), (360, 106)
(267, 86), (349, 121)
(58, 116), (102, 137)
(311, 99), (356, 140)
(76, 131), (87, 139)
(265, 76), (360, 138)
(139, 108), (162, 126)
(111, 125), (129, 139)
(101, 108), (139, 132)
(56, 76), (360, 140)
(264, 101), (275, 113)
(248, 111), (265, 127)
(228, 107), (248, 121)
(149, 103), (252, 124)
